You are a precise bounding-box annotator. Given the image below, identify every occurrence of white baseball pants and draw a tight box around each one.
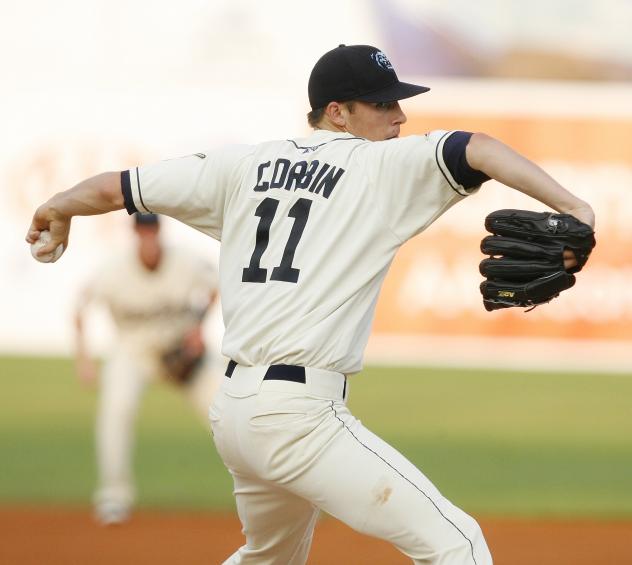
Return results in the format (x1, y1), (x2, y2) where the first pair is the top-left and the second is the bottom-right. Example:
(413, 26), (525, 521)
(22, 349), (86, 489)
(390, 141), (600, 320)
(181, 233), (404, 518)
(209, 364), (492, 564)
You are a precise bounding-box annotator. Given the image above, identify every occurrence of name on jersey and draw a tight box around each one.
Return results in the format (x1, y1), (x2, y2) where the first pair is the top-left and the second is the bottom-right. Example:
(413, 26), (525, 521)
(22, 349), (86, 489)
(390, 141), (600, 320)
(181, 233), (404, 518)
(253, 159), (345, 199)
(114, 304), (195, 324)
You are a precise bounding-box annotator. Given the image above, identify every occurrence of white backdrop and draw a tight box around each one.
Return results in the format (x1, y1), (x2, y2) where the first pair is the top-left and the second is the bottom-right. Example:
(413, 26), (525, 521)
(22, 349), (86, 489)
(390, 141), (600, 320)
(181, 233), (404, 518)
(2, 0), (631, 363)
(2, 0), (382, 354)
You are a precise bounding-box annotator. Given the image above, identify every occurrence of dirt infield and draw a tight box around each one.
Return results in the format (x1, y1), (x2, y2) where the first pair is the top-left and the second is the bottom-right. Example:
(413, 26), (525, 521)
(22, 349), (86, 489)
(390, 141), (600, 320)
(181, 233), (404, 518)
(1, 507), (631, 564)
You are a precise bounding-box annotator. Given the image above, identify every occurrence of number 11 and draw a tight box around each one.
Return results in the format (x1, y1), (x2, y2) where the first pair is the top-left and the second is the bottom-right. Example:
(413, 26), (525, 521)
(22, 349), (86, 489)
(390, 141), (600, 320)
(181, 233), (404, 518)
(242, 197), (313, 284)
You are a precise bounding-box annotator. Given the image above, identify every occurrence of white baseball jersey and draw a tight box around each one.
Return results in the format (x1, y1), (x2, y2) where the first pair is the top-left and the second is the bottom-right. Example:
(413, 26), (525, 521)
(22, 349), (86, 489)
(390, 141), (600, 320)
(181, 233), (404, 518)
(89, 246), (218, 356)
(123, 130), (477, 374)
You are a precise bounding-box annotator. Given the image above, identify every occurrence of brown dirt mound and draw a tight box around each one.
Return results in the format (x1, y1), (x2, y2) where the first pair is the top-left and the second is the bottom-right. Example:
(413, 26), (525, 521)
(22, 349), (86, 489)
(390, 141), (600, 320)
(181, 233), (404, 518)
(1, 507), (631, 564)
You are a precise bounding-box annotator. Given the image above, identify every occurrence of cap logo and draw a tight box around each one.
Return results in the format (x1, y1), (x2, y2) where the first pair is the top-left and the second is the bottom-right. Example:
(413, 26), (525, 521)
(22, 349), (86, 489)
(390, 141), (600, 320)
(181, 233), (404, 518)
(371, 51), (393, 71)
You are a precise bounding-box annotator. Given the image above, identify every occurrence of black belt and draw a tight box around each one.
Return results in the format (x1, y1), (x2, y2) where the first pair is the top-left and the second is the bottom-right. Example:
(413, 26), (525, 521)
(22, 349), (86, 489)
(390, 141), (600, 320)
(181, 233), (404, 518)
(225, 360), (306, 383)
(225, 360), (347, 398)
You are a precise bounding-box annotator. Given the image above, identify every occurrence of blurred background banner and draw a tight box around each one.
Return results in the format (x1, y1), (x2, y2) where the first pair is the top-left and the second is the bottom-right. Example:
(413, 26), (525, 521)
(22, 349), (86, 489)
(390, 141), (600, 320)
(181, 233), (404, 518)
(3, 0), (632, 370)
(369, 81), (632, 371)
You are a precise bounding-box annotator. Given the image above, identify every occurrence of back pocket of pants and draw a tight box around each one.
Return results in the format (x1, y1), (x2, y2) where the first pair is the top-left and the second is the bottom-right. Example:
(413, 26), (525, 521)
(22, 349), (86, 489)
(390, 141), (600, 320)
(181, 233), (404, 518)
(249, 411), (308, 427)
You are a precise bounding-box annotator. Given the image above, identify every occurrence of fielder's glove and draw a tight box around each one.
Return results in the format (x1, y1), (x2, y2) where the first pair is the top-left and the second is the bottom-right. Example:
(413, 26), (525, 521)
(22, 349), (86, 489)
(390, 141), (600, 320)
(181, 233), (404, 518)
(479, 209), (596, 311)
(161, 329), (205, 385)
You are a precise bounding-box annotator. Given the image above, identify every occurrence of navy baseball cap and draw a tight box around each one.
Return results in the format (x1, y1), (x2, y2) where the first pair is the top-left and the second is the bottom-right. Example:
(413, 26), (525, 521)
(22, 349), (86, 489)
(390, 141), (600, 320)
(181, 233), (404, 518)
(308, 44), (430, 110)
(134, 212), (159, 225)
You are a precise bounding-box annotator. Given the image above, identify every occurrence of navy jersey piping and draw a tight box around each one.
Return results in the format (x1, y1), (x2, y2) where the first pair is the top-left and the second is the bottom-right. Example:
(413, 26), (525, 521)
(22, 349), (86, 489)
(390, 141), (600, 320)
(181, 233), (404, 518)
(287, 136), (365, 152)
(135, 167), (153, 213)
(435, 131), (462, 195)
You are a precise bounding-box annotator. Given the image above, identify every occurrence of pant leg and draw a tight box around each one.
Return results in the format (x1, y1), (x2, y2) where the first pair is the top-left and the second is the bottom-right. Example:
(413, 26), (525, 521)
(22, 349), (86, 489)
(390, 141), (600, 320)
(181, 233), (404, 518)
(221, 474), (319, 565)
(211, 383), (492, 565)
(210, 386), (319, 565)
(287, 402), (492, 565)
(93, 349), (147, 514)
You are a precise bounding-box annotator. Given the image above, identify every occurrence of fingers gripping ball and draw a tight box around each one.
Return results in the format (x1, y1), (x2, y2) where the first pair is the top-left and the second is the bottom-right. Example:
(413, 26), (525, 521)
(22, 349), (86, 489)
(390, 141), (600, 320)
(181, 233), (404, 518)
(479, 209), (596, 311)
(30, 230), (64, 263)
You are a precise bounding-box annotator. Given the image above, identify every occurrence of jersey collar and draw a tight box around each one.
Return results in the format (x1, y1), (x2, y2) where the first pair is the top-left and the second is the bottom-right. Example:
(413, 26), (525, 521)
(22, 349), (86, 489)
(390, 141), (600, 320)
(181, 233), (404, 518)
(289, 129), (365, 150)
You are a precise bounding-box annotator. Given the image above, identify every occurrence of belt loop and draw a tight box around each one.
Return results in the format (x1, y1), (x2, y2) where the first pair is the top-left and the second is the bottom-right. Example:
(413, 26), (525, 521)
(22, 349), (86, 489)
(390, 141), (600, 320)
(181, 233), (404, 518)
(342, 376), (347, 399)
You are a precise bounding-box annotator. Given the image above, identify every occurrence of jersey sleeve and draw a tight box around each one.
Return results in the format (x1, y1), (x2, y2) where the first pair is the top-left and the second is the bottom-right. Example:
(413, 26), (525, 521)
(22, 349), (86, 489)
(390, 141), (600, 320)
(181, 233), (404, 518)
(122, 145), (254, 241)
(363, 130), (480, 242)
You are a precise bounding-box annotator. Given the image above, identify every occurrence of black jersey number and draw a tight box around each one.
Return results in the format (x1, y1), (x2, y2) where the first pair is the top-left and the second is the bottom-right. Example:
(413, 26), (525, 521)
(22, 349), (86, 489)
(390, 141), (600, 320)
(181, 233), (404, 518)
(242, 197), (312, 284)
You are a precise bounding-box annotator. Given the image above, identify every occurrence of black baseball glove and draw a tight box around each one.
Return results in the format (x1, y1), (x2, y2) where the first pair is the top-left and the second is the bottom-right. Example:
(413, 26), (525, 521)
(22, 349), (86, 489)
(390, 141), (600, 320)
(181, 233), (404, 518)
(479, 209), (596, 311)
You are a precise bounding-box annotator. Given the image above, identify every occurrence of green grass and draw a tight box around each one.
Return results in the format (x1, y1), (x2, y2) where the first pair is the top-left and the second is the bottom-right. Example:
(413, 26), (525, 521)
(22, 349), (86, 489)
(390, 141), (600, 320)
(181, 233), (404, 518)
(0, 356), (234, 509)
(1, 356), (631, 517)
(350, 366), (632, 518)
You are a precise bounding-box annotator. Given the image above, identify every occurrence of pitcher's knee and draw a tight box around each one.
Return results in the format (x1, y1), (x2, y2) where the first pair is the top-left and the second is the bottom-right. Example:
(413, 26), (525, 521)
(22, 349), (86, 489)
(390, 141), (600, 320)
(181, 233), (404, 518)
(438, 516), (492, 565)
(408, 515), (492, 564)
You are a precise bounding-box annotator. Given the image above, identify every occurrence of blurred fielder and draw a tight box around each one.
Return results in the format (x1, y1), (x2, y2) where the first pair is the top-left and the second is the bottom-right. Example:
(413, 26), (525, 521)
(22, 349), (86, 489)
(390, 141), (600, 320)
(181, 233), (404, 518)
(74, 213), (221, 525)
(28, 44), (594, 563)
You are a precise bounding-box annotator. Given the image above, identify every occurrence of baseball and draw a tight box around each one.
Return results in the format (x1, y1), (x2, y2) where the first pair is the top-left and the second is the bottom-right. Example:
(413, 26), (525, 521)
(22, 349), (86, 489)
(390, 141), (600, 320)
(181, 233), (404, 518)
(30, 230), (64, 263)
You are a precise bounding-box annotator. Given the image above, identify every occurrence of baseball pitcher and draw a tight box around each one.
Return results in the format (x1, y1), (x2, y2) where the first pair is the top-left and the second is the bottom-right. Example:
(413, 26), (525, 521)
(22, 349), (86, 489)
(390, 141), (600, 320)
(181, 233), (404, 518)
(27, 44), (594, 563)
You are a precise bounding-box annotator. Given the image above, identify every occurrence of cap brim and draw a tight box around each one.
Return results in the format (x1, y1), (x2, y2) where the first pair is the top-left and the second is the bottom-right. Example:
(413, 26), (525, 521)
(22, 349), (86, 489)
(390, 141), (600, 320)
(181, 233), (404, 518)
(355, 81), (430, 103)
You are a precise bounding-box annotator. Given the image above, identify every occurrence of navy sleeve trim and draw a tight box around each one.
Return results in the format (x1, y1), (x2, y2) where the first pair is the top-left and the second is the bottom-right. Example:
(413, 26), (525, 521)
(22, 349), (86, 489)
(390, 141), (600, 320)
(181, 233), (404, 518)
(442, 131), (491, 190)
(120, 170), (138, 215)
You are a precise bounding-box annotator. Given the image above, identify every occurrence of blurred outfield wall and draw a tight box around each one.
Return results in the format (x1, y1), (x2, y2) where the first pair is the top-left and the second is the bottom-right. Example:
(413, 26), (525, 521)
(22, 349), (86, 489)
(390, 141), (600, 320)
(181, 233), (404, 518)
(369, 80), (632, 372)
(3, 79), (631, 373)
(1, 0), (380, 359)
(2, 0), (631, 370)
(0, 86), (304, 357)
